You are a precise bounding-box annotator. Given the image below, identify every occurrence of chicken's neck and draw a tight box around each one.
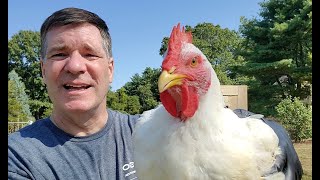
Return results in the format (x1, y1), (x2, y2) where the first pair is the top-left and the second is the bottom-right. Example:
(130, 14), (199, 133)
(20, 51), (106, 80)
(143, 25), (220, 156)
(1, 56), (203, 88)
(188, 70), (226, 123)
(202, 70), (224, 108)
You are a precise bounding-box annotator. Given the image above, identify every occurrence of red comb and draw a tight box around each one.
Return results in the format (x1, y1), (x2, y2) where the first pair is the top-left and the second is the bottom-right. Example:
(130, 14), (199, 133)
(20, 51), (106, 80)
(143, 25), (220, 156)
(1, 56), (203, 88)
(162, 23), (193, 70)
(168, 23), (193, 53)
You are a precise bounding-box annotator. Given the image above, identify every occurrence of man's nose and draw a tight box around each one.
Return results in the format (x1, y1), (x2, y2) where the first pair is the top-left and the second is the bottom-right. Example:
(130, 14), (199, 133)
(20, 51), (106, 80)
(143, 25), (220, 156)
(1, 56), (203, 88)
(64, 51), (86, 74)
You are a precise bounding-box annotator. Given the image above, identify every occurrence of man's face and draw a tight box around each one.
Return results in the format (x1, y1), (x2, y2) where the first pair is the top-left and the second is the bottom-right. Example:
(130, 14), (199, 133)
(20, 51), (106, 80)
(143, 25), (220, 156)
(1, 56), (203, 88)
(41, 23), (113, 114)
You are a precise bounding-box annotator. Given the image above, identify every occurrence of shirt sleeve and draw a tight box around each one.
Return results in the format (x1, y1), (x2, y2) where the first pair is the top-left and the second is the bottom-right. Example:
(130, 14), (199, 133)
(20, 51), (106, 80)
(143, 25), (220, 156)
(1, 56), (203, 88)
(8, 148), (32, 180)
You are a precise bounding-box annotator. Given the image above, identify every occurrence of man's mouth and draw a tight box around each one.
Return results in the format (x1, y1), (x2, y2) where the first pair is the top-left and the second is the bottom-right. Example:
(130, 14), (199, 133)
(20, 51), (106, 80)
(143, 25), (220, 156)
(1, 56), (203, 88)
(63, 84), (91, 90)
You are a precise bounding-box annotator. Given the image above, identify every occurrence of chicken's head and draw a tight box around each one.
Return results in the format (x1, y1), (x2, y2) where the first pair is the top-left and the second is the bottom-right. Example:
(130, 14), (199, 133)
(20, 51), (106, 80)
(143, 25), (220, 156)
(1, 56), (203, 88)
(158, 23), (213, 121)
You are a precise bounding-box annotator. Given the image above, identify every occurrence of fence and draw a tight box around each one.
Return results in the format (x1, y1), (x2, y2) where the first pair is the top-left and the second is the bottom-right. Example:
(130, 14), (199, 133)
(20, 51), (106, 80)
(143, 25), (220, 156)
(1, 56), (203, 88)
(8, 122), (31, 134)
(221, 85), (248, 110)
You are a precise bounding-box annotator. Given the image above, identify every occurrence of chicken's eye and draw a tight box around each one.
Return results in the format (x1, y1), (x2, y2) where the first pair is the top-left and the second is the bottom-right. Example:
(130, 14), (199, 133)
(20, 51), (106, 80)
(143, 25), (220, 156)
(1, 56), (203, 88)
(190, 57), (198, 67)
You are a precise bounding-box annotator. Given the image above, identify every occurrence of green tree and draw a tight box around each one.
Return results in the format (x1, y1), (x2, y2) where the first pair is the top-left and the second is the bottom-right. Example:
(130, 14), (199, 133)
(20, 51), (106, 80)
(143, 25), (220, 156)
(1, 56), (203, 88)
(237, 0), (312, 116)
(107, 88), (141, 114)
(8, 30), (48, 101)
(8, 70), (34, 122)
(123, 67), (161, 112)
(126, 95), (141, 115)
(159, 23), (246, 85)
(9, 81), (25, 122)
(8, 30), (51, 119)
(28, 100), (53, 120)
(137, 83), (159, 113)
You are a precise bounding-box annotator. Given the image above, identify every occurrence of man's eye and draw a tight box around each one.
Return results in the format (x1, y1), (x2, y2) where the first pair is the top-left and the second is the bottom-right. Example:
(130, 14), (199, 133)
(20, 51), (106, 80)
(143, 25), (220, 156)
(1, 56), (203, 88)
(52, 53), (66, 57)
(85, 54), (99, 60)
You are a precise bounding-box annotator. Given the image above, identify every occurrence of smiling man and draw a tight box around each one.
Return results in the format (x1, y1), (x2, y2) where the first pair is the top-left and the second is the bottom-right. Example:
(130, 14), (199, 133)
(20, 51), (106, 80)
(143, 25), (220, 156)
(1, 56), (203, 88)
(8, 8), (140, 180)
(41, 22), (114, 136)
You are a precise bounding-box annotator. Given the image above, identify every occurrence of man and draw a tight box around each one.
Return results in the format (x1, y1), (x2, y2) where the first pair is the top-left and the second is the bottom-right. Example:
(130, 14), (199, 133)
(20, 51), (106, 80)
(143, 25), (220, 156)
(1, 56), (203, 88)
(9, 7), (140, 180)
(8, 7), (302, 180)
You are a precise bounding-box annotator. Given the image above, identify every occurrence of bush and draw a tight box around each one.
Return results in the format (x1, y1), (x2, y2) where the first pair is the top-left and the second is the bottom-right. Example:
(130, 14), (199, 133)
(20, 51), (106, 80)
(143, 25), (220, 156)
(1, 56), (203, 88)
(275, 96), (312, 142)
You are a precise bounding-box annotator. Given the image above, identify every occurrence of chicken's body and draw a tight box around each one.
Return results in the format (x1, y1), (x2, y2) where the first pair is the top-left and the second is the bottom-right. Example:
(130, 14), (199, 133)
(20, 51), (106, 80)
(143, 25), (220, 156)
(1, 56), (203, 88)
(133, 24), (285, 180)
(133, 74), (283, 180)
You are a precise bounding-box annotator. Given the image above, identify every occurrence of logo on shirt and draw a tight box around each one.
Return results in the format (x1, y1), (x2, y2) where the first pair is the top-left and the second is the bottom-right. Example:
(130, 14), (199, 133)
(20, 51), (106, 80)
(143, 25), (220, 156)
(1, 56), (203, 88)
(123, 161), (137, 179)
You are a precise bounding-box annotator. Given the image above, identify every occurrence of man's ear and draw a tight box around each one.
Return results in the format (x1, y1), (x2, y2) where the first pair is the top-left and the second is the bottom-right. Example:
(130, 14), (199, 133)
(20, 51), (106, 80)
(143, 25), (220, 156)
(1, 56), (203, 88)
(108, 57), (114, 83)
(40, 58), (47, 85)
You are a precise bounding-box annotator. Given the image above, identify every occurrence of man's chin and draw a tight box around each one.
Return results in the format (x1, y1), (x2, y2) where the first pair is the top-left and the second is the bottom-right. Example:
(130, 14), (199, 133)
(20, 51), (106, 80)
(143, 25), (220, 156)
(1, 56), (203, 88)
(62, 102), (93, 113)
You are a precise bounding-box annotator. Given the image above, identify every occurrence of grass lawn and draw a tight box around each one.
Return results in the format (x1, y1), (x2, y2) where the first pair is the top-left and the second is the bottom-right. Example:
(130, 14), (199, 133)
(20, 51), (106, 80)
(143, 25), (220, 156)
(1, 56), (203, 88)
(293, 140), (312, 180)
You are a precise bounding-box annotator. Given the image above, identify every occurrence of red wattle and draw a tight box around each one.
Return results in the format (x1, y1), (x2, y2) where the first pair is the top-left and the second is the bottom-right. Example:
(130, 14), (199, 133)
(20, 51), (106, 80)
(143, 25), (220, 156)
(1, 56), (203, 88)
(181, 85), (198, 121)
(160, 91), (178, 118)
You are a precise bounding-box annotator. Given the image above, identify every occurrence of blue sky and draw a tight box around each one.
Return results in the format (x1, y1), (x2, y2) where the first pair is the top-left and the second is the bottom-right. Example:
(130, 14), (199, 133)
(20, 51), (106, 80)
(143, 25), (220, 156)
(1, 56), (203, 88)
(9, 0), (262, 90)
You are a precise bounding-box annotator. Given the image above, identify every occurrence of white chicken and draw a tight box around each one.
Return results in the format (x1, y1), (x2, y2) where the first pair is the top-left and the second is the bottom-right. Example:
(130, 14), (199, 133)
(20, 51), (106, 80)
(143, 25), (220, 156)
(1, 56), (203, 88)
(132, 23), (285, 180)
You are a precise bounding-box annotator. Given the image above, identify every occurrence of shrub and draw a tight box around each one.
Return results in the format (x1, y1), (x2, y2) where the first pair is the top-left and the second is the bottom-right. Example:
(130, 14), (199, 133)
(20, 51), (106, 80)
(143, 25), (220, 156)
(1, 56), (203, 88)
(275, 96), (312, 142)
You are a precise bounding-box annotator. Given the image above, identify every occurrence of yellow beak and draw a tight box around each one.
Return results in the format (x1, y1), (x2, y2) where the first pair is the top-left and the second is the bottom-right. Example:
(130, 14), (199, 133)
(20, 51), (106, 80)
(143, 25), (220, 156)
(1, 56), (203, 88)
(158, 70), (187, 93)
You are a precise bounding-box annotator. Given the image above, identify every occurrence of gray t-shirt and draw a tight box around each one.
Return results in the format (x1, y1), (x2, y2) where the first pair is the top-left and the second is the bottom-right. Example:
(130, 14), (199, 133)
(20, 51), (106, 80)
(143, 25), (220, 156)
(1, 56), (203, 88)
(8, 109), (140, 180)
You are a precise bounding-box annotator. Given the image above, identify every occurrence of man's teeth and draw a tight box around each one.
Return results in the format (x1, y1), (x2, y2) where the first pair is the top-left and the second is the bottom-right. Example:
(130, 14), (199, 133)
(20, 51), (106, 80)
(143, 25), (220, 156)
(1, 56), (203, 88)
(64, 85), (90, 90)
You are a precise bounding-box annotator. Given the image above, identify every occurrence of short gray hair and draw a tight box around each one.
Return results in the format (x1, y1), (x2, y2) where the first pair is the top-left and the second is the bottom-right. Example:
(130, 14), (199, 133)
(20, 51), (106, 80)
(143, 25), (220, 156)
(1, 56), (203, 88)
(40, 7), (112, 59)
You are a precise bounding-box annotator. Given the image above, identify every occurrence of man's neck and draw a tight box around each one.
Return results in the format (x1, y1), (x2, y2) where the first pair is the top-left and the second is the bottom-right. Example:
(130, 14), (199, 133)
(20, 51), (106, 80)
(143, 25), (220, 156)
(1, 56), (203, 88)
(50, 108), (108, 137)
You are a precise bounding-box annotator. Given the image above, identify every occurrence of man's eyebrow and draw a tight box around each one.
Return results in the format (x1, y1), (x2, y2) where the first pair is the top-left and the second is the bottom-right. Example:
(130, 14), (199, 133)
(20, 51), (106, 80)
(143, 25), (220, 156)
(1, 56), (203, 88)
(47, 44), (68, 53)
(83, 43), (97, 52)
(46, 43), (102, 56)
